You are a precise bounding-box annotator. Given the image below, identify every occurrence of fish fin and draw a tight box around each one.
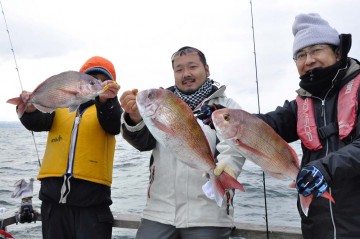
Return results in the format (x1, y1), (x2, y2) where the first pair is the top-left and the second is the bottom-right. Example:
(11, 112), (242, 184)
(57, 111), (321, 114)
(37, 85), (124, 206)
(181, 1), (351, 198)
(214, 187), (224, 207)
(6, 97), (22, 105)
(33, 103), (55, 113)
(6, 97), (27, 118)
(58, 88), (80, 95)
(299, 194), (311, 217)
(0, 229), (14, 239)
(152, 118), (176, 136)
(299, 191), (335, 217)
(210, 172), (245, 207)
(235, 138), (271, 161)
(266, 171), (288, 180)
(217, 171), (245, 192)
(212, 178), (225, 205)
(322, 191), (336, 204)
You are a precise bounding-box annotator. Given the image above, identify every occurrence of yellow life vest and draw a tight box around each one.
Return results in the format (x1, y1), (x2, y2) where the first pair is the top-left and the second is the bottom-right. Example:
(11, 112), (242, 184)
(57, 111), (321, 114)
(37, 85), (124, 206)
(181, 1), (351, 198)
(37, 106), (116, 186)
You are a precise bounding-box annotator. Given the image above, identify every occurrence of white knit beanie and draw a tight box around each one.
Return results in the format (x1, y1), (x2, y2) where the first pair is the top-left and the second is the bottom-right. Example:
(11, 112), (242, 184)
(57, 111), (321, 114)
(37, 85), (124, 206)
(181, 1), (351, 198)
(292, 13), (340, 58)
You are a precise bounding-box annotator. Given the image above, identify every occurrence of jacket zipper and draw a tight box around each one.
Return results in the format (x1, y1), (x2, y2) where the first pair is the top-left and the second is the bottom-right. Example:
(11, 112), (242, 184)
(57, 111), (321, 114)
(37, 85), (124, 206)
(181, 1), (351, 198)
(67, 115), (81, 174)
(320, 95), (337, 239)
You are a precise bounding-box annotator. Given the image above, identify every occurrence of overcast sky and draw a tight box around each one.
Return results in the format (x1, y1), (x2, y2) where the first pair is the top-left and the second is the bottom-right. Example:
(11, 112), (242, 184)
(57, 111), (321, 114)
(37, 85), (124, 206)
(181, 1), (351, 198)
(1, 0), (359, 121)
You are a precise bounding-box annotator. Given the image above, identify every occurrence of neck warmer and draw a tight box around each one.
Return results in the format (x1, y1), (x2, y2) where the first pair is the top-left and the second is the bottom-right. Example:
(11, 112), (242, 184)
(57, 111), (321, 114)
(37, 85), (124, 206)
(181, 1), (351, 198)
(299, 34), (351, 98)
(174, 79), (213, 109)
(299, 59), (347, 97)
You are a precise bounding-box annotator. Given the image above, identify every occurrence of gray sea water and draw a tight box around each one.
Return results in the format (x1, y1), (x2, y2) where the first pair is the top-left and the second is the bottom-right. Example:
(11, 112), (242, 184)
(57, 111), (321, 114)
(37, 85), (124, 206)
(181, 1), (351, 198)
(0, 122), (301, 239)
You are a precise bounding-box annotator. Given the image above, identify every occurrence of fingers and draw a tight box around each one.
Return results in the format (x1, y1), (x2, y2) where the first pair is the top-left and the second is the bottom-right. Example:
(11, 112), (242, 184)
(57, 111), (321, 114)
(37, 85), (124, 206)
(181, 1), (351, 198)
(101, 81), (120, 96)
(98, 81), (120, 103)
(119, 90), (137, 111)
(119, 89), (142, 123)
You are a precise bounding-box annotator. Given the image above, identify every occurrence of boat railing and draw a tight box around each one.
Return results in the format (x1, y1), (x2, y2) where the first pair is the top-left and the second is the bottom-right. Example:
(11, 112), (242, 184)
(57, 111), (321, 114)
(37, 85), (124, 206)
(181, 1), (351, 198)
(1, 210), (303, 239)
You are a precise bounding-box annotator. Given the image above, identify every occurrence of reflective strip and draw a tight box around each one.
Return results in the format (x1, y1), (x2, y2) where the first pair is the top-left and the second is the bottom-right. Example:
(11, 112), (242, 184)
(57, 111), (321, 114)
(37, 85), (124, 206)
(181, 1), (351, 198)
(338, 75), (360, 139)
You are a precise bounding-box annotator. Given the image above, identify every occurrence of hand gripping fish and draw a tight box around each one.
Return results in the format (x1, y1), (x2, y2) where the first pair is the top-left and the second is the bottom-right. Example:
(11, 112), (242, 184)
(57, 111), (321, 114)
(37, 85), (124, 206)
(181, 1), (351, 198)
(6, 71), (108, 118)
(211, 108), (335, 216)
(136, 88), (245, 206)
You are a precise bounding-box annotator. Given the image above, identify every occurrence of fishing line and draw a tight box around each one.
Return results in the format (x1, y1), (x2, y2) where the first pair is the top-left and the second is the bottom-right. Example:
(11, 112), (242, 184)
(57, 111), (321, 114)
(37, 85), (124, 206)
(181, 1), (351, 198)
(1, 0), (42, 167)
(249, 1), (269, 238)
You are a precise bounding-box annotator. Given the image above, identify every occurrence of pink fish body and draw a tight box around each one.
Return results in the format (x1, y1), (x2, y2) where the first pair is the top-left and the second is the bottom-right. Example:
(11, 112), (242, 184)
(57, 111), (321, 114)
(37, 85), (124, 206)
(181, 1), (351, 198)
(136, 88), (245, 205)
(212, 108), (335, 216)
(6, 71), (105, 118)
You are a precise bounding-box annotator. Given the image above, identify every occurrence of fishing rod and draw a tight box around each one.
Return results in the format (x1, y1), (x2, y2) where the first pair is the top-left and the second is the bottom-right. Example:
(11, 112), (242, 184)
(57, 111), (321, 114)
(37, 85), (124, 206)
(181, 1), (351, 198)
(249, 1), (270, 238)
(1, 0), (42, 167)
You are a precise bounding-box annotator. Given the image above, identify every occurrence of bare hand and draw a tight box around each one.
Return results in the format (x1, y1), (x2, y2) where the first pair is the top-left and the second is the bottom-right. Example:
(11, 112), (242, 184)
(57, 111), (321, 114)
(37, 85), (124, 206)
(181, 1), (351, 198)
(99, 80), (120, 103)
(119, 89), (142, 123)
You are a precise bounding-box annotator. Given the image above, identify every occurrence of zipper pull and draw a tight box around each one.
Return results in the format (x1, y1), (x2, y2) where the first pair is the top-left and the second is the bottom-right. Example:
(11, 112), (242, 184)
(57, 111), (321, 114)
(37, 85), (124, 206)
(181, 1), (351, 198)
(74, 114), (81, 125)
(321, 100), (325, 117)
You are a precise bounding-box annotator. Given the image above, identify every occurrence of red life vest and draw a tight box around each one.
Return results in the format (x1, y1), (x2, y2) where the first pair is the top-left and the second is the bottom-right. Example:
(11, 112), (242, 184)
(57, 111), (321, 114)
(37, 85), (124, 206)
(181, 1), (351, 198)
(296, 74), (360, 150)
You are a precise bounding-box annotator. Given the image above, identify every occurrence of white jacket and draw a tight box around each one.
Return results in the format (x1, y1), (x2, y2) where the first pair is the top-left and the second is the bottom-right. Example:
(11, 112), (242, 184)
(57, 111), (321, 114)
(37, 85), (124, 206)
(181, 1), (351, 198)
(121, 86), (245, 228)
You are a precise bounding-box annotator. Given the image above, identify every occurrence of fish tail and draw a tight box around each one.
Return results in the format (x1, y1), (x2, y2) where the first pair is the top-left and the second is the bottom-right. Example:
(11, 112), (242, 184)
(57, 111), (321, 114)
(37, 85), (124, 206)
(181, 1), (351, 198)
(0, 229), (14, 238)
(6, 97), (22, 105)
(299, 191), (335, 217)
(299, 194), (311, 217)
(6, 97), (27, 118)
(217, 172), (245, 192)
(210, 172), (245, 207)
(213, 178), (226, 200)
(322, 191), (336, 204)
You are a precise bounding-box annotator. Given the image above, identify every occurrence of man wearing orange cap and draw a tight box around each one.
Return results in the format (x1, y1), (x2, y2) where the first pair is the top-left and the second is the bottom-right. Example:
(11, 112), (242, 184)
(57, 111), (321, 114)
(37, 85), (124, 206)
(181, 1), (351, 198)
(17, 56), (122, 239)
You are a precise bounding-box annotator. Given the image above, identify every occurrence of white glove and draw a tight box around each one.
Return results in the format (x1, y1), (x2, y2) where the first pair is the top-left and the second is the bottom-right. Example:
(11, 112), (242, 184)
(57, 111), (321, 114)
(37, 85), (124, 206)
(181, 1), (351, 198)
(214, 161), (235, 178)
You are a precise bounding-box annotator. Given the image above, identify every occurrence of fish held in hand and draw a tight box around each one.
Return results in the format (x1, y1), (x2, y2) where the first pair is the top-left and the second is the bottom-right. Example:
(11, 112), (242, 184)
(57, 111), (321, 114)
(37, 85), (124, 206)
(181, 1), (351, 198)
(136, 88), (245, 206)
(6, 71), (106, 118)
(211, 108), (335, 216)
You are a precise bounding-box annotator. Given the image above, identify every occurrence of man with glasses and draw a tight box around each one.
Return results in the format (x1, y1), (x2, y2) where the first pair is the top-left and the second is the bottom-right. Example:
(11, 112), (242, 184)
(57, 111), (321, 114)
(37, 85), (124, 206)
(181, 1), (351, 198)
(214, 13), (360, 238)
(120, 46), (245, 239)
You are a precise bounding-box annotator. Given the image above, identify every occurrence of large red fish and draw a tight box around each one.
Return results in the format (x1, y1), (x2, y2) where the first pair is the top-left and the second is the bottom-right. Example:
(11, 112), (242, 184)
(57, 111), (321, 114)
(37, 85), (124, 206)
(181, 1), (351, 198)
(6, 71), (106, 118)
(136, 88), (245, 206)
(211, 108), (335, 216)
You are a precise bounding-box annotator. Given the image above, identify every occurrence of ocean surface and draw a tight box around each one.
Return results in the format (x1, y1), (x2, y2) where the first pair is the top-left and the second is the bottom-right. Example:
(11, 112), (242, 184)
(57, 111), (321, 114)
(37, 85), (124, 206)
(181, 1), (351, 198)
(0, 122), (302, 239)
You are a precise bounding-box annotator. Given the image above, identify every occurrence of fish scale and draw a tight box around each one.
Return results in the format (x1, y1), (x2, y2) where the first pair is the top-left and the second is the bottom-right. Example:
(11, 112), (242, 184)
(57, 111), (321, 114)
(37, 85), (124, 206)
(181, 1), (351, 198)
(212, 108), (336, 216)
(238, 120), (300, 179)
(136, 88), (245, 206)
(6, 71), (105, 118)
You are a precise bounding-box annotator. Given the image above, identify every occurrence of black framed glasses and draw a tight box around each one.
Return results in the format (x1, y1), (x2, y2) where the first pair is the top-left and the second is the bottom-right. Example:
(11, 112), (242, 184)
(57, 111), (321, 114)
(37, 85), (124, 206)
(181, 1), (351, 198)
(293, 44), (330, 63)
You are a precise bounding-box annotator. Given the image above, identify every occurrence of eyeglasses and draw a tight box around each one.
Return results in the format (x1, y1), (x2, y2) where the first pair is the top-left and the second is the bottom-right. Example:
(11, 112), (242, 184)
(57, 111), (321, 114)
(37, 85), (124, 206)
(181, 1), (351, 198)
(171, 47), (207, 66)
(293, 44), (329, 63)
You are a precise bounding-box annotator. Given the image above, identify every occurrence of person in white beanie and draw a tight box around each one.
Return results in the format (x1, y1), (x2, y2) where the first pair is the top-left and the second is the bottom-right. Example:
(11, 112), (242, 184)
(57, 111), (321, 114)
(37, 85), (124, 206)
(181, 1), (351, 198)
(211, 12), (360, 239)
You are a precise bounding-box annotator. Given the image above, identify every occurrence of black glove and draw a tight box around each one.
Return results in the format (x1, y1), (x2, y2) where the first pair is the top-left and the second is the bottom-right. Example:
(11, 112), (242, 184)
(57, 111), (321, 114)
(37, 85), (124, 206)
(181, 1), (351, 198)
(296, 165), (328, 198)
(194, 104), (225, 129)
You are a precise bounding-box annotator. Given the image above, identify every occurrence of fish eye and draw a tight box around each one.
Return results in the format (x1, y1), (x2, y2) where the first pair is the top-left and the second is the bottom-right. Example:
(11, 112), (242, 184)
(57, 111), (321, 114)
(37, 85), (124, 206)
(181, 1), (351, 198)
(89, 80), (95, 85)
(223, 113), (230, 121)
(148, 92), (154, 99)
